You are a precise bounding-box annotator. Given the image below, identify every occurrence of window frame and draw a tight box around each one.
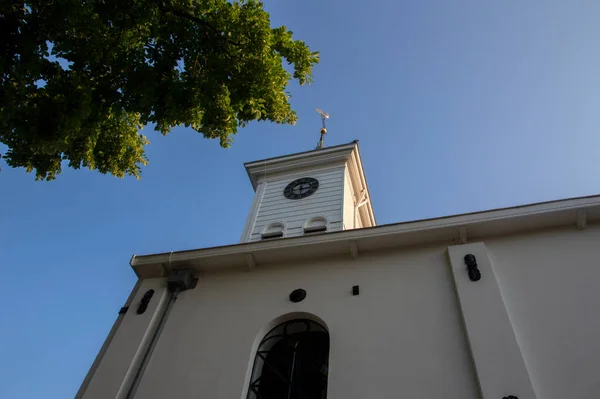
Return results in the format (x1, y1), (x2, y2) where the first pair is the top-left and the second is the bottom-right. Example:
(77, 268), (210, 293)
(246, 318), (330, 399)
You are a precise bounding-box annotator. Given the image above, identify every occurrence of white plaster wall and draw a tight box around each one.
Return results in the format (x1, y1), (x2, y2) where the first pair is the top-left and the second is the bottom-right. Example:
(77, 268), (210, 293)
(249, 166), (345, 240)
(133, 246), (480, 399)
(82, 225), (600, 399)
(486, 226), (600, 399)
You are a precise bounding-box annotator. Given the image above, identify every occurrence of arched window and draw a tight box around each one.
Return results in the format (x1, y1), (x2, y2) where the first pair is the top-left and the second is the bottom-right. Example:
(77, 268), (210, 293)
(304, 217), (328, 235)
(247, 319), (330, 399)
(261, 222), (285, 240)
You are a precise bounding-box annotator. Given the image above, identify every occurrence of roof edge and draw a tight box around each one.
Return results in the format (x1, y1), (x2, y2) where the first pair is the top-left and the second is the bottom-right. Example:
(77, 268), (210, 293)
(244, 141), (359, 190)
(131, 194), (600, 278)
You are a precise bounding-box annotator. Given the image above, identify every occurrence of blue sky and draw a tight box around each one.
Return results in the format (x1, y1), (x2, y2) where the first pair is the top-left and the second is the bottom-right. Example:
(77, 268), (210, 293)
(2, 1), (600, 397)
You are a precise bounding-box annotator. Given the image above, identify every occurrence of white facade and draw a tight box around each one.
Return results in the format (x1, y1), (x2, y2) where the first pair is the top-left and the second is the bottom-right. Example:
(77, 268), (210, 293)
(77, 142), (600, 399)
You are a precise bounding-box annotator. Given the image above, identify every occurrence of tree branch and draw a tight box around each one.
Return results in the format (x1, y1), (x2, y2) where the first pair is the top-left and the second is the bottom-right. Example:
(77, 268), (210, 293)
(157, 1), (242, 47)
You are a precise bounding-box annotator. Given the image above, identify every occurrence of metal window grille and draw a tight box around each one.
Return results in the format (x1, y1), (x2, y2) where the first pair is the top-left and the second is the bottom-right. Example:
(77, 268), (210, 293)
(247, 319), (329, 399)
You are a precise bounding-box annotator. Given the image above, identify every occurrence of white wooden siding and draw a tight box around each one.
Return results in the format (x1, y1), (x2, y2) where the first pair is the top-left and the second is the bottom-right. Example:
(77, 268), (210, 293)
(248, 167), (345, 240)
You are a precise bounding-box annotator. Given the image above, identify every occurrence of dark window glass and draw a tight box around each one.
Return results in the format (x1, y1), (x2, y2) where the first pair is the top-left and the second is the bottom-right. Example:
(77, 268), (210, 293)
(247, 319), (329, 399)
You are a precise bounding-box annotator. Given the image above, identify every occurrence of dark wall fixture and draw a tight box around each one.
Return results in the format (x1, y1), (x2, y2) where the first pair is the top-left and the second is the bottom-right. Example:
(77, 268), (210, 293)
(136, 289), (155, 314)
(463, 254), (481, 282)
(352, 285), (360, 296)
(289, 289), (306, 303)
(502, 396), (518, 399)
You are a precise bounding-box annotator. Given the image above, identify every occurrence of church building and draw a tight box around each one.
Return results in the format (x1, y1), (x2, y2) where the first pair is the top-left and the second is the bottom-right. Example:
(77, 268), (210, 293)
(76, 136), (600, 399)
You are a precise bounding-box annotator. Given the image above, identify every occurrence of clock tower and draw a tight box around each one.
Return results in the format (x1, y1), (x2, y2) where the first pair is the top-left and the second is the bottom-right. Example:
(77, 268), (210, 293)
(240, 141), (375, 242)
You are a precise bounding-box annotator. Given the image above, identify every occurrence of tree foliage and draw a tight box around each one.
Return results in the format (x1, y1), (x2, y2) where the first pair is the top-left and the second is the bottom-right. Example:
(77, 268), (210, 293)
(0, 0), (319, 180)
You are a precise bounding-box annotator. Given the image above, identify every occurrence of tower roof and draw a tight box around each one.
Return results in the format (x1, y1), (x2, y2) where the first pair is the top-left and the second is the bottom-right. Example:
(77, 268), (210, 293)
(244, 140), (357, 188)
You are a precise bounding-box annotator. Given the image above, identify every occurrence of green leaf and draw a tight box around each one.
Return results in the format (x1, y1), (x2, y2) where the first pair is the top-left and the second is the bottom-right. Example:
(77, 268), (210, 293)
(0, 0), (318, 180)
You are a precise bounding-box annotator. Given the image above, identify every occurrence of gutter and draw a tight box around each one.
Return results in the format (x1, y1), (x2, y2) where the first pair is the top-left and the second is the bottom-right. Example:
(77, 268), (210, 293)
(131, 194), (600, 277)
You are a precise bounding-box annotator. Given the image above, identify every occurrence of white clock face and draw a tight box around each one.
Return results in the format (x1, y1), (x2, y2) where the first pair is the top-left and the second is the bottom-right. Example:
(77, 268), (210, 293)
(284, 178), (319, 200)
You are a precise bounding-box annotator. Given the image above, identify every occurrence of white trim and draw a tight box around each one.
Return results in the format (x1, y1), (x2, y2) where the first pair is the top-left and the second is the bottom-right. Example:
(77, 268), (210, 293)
(303, 216), (330, 235)
(245, 143), (356, 167)
(260, 220), (287, 238)
(352, 147), (375, 226)
(131, 195), (600, 278)
(245, 144), (356, 189)
(240, 182), (267, 242)
(256, 164), (345, 186)
(341, 166), (352, 230)
(345, 147), (375, 227)
(303, 215), (329, 230)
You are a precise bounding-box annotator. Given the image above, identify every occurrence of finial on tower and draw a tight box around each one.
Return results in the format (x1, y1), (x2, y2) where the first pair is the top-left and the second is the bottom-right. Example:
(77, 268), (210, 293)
(315, 108), (329, 149)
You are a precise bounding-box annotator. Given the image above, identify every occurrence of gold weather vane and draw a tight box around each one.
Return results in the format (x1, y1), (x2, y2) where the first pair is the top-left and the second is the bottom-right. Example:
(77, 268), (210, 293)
(315, 108), (329, 149)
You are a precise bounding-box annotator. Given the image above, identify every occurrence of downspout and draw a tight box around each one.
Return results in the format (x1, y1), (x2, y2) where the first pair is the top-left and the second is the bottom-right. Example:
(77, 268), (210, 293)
(115, 269), (196, 399)
(125, 288), (180, 399)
